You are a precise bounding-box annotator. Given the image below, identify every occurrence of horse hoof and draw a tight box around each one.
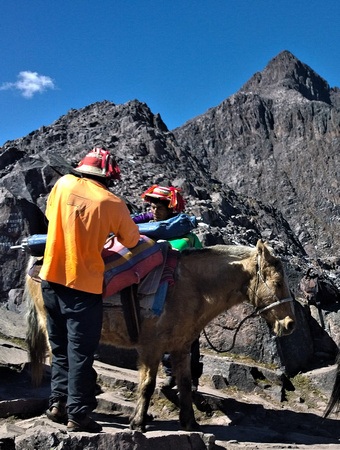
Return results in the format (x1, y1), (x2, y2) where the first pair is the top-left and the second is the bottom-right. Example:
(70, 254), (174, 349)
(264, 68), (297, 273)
(181, 421), (201, 432)
(146, 413), (154, 422)
(129, 422), (146, 433)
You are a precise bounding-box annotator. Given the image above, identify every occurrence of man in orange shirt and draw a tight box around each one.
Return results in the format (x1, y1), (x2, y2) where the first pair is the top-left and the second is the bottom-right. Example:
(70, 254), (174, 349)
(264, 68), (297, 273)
(39, 148), (140, 433)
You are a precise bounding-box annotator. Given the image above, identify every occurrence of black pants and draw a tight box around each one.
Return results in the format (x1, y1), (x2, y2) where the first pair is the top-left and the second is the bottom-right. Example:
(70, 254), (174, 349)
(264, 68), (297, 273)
(41, 280), (103, 419)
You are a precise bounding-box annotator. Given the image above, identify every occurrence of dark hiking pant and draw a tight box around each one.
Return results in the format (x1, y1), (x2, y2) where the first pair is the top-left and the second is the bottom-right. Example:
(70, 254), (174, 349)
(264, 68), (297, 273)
(41, 280), (103, 419)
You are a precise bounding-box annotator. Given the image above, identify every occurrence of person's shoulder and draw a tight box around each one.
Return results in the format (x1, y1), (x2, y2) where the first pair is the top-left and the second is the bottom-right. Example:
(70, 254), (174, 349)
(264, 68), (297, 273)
(102, 191), (130, 209)
(53, 173), (77, 189)
(59, 173), (78, 182)
(105, 190), (124, 201)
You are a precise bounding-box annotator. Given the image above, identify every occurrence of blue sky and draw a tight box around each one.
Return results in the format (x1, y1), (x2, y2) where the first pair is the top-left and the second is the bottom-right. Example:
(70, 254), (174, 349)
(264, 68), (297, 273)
(1, 0), (339, 146)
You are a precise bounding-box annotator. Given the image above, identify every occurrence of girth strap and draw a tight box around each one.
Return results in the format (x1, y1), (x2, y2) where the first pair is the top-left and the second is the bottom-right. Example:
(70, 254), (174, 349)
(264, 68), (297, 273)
(120, 284), (140, 343)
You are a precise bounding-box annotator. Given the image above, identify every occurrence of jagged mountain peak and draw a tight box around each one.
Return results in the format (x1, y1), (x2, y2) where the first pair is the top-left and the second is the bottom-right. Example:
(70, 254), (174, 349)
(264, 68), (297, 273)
(240, 50), (331, 103)
(1, 99), (169, 162)
(54, 99), (168, 134)
(2, 99), (168, 151)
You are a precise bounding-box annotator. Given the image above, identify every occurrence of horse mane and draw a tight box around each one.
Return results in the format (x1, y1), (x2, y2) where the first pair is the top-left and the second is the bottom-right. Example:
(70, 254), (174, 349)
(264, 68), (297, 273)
(182, 244), (258, 262)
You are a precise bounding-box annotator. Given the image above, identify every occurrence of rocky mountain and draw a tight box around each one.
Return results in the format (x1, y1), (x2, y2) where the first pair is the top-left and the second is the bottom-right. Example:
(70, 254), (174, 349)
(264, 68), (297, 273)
(173, 50), (340, 266)
(0, 50), (339, 377)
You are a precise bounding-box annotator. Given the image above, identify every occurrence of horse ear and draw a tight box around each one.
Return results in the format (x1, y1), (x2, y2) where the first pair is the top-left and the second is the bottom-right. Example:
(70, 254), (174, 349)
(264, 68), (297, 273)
(256, 239), (273, 262)
(256, 239), (266, 253)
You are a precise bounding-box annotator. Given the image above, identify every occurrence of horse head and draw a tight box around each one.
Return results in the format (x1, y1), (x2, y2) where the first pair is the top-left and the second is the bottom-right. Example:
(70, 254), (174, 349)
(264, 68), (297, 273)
(250, 239), (296, 337)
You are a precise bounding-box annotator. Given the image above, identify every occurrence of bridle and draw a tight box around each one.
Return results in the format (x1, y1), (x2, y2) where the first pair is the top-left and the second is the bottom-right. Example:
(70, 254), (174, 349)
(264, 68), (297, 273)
(203, 250), (295, 353)
(254, 253), (294, 316)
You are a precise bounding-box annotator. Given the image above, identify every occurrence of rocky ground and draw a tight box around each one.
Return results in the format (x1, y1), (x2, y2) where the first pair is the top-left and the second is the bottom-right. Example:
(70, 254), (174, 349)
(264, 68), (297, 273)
(1, 360), (340, 449)
(1, 308), (340, 449)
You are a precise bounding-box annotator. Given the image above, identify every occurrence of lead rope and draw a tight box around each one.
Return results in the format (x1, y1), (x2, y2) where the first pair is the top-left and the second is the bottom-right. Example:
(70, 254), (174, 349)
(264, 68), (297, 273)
(202, 309), (258, 353)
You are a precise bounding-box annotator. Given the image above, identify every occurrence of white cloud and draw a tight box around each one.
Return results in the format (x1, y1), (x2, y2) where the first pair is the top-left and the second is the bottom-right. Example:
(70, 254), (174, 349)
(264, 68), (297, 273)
(0, 71), (55, 98)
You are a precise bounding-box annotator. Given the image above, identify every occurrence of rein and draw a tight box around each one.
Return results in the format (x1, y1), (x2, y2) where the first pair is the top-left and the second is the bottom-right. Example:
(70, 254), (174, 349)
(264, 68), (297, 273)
(203, 309), (258, 353)
(203, 252), (294, 354)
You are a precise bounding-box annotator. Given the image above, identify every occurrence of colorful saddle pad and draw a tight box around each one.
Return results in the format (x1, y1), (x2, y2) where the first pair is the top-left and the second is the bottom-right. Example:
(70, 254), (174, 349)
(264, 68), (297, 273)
(102, 235), (164, 298)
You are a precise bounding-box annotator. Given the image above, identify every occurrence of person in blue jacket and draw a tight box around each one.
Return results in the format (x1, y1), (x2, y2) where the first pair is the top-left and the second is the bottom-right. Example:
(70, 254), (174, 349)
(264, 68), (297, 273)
(133, 184), (202, 250)
(133, 184), (184, 222)
(133, 184), (203, 391)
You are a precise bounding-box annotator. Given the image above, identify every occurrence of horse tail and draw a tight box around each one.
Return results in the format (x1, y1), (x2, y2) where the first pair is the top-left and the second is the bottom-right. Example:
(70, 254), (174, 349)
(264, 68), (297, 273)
(24, 257), (50, 386)
(324, 352), (340, 418)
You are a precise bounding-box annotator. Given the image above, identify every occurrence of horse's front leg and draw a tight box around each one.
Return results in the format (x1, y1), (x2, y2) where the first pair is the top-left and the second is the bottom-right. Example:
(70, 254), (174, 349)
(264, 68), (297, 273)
(172, 350), (200, 431)
(130, 356), (159, 432)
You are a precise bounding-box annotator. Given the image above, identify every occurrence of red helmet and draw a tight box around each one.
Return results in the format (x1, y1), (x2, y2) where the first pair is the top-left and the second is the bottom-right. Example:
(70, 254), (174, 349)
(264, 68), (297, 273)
(141, 185), (185, 212)
(75, 148), (121, 180)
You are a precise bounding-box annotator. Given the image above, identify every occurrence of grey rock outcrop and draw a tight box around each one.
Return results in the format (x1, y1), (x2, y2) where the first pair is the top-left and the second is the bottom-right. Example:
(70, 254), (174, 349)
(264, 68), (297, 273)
(173, 50), (340, 265)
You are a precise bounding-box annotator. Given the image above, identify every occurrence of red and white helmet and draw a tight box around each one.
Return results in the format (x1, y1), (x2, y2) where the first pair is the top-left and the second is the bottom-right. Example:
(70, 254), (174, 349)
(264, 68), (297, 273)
(75, 148), (121, 180)
(141, 185), (185, 212)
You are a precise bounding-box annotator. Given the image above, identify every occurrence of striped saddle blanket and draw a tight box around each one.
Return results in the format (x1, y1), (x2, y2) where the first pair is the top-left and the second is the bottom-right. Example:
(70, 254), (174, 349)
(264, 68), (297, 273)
(102, 235), (164, 299)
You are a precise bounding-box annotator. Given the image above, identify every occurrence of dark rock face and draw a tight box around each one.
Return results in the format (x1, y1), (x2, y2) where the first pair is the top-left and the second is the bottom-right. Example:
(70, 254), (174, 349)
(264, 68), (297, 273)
(173, 50), (340, 264)
(0, 51), (339, 376)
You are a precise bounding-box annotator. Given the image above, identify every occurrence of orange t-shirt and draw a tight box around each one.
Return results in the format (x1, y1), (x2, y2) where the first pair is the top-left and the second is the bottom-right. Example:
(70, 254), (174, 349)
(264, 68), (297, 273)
(39, 174), (140, 294)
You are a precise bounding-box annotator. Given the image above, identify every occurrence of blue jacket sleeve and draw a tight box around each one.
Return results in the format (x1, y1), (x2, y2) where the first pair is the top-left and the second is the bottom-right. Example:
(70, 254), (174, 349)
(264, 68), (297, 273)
(136, 213), (198, 240)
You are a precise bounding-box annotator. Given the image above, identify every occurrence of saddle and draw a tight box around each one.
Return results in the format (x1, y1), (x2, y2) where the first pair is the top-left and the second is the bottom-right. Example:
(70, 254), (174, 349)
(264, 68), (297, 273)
(102, 235), (165, 298)
(28, 235), (178, 343)
(27, 235), (165, 291)
(102, 236), (179, 343)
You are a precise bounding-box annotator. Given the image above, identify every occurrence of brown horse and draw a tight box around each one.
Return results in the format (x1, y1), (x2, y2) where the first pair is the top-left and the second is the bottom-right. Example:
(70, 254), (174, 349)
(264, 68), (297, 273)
(25, 239), (295, 432)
